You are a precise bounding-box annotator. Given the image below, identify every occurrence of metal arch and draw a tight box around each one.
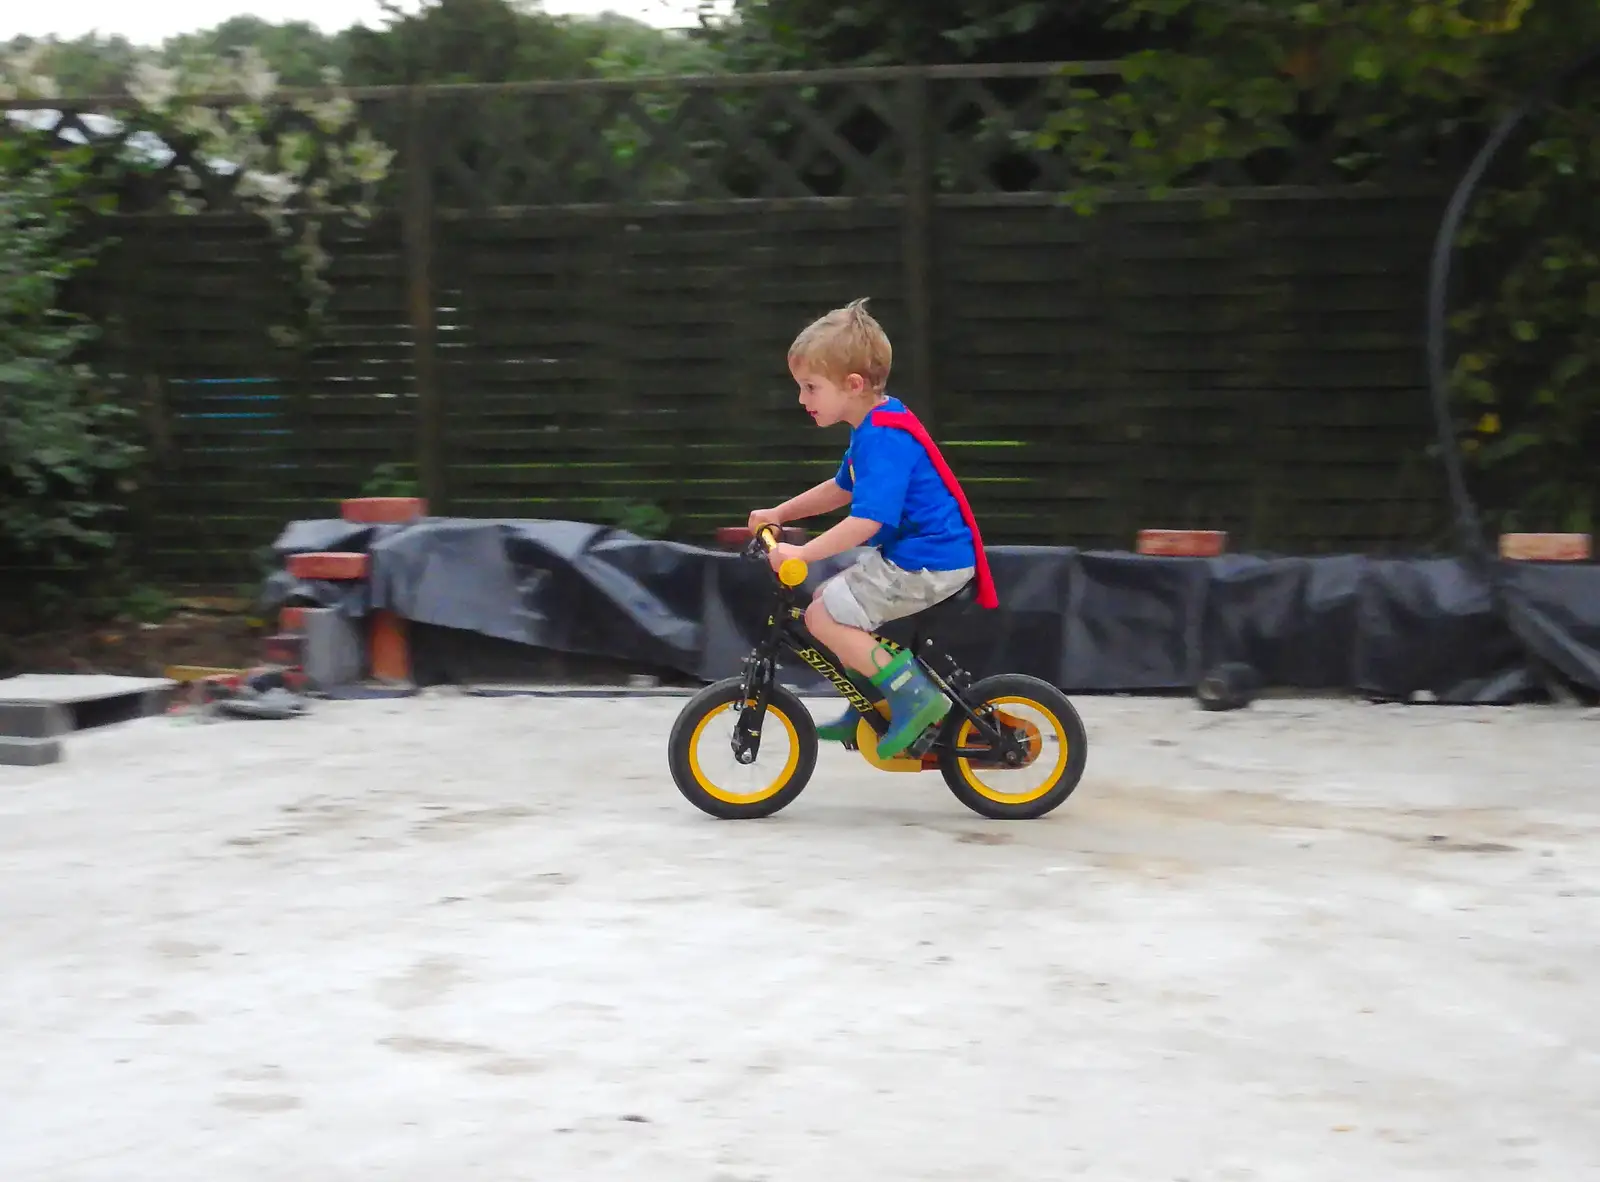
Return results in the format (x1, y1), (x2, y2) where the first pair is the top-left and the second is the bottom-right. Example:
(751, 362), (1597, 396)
(1424, 44), (1600, 563)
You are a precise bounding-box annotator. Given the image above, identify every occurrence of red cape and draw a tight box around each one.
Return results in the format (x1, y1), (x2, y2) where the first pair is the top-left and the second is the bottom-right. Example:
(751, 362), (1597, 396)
(870, 407), (999, 609)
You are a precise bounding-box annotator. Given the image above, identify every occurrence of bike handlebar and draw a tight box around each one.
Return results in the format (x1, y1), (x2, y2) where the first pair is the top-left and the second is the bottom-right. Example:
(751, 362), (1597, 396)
(748, 525), (809, 588)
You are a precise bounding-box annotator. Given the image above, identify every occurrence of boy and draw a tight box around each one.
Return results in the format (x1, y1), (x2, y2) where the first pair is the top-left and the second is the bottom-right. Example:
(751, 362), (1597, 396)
(750, 298), (998, 759)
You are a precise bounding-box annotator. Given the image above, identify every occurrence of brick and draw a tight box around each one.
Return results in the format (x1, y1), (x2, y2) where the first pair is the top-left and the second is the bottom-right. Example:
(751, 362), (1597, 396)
(1499, 533), (1591, 562)
(341, 497), (428, 525)
(286, 551), (370, 581)
(713, 525), (808, 548)
(263, 633), (306, 667)
(279, 606), (309, 633)
(1137, 529), (1228, 558)
(368, 610), (412, 684)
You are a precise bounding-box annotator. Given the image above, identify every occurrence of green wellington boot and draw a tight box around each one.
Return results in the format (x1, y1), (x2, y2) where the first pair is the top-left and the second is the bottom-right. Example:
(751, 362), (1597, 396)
(815, 703), (859, 744)
(869, 647), (952, 759)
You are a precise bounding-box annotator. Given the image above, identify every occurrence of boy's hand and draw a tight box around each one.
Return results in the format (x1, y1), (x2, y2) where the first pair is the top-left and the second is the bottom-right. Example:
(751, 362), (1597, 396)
(767, 542), (804, 572)
(747, 508), (784, 536)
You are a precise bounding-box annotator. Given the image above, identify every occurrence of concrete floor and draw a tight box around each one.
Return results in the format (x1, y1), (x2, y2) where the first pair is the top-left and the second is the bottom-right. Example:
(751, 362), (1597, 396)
(3, 693), (1598, 1181)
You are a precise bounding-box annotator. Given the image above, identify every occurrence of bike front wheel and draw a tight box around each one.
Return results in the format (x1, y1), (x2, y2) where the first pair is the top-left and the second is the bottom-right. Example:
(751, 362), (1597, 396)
(668, 677), (819, 819)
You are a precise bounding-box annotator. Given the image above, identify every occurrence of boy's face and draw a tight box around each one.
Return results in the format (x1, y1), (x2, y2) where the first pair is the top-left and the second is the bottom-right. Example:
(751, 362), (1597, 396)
(791, 364), (866, 428)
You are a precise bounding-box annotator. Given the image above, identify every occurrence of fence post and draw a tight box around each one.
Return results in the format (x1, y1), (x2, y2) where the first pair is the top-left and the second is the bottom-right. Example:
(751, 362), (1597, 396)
(402, 87), (444, 510)
(900, 71), (937, 433)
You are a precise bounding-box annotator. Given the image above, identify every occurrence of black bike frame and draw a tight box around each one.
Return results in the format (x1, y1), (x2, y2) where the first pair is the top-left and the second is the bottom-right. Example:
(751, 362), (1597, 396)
(729, 583), (1013, 765)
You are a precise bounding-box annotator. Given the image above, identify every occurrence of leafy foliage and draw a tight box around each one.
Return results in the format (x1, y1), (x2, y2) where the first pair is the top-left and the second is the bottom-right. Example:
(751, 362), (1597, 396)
(1040, 0), (1600, 533)
(163, 18), (353, 89)
(4, 2), (709, 96)
(587, 14), (724, 79)
(1, 33), (146, 97)
(704, 0), (1152, 68)
(121, 51), (397, 347)
(361, 463), (422, 499)
(0, 138), (141, 572)
(600, 499), (673, 540)
(1451, 90), (1600, 534)
(344, 0), (599, 85)
(0, 39), (398, 603)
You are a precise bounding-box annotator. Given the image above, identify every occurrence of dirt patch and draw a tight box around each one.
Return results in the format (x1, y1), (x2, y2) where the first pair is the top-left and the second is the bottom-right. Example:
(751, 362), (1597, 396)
(0, 608), (266, 678)
(0, 605), (690, 688)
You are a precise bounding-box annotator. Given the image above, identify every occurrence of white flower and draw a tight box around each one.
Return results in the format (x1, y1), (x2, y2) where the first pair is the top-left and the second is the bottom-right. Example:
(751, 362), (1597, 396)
(236, 47), (277, 103)
(237, 170), (296, 204)
(348, 130), (397, 186)
(0, 44), (60, 100)
(177, 104), (225, 141)
(129, 62), (178, 112)
(296, 93), (355, 134)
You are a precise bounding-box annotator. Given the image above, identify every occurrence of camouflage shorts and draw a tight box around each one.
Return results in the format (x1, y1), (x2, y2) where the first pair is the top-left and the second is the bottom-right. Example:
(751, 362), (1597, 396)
(817, 548), (974, 633)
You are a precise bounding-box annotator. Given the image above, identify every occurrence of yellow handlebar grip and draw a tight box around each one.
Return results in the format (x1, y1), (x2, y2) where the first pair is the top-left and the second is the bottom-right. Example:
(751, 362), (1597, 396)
(778, 558), (809, 587)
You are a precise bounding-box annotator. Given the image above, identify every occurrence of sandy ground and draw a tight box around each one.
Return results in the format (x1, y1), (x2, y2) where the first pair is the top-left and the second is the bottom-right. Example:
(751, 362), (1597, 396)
(2, 692), (1598, 1182)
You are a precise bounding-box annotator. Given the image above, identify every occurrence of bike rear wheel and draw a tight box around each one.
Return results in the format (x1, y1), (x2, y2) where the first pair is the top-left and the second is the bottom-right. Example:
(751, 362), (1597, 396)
(938, 674), (1087, 820)
(668, 678), (818, 819)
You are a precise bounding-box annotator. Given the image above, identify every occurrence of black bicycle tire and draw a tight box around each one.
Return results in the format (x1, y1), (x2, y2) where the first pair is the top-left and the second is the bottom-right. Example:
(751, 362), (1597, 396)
(938, 674), (1089, 820)
(667, 677), (819, 820)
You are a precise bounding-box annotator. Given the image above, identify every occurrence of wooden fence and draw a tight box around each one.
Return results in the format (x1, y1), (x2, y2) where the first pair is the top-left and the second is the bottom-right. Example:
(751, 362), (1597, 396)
(14, 64), (1453, 585)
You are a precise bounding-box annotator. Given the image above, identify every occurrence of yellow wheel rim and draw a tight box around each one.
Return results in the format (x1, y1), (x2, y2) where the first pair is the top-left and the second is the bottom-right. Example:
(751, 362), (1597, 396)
(687, 700), (801, 805)
(955, 696), (1069, 806)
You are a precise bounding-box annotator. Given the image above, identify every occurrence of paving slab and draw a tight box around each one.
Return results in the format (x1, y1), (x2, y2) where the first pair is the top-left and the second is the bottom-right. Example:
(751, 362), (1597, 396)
(0, 735), (63, 766)
(0, 674), (175, 739)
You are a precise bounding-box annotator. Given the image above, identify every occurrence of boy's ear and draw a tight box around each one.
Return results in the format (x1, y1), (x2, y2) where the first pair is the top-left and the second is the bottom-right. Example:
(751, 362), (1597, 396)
(846, 372), (867, 395)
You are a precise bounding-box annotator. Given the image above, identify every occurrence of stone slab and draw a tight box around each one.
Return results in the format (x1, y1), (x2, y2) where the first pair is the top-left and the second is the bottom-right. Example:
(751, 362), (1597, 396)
(302, 609), (365, 691)
(0, 675), (175, 738)
(0, 736), (63, 767)
(0, 674), (176, 704)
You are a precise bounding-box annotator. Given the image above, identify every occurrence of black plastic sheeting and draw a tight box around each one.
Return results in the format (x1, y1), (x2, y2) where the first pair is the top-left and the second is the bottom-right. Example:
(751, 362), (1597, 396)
(262, 518), (408, 619)
(264, 517), (1600, 704)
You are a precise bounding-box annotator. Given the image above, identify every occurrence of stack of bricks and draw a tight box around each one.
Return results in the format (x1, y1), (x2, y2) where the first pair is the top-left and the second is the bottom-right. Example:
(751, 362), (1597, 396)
(1498, 533), (1592, 562)
(713, 525), (809, 548)
(1136, 530), (1228, 557)
(270, 497), (428, 687)
(1133, 530), (1594, 562)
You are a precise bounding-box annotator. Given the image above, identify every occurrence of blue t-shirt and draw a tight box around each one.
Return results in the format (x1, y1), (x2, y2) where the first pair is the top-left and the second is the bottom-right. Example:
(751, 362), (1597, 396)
(834, 396), (976, 572)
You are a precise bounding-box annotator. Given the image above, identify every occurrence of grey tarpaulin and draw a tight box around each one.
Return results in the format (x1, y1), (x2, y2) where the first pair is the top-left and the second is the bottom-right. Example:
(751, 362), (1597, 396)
(265, 516), (1600, 703)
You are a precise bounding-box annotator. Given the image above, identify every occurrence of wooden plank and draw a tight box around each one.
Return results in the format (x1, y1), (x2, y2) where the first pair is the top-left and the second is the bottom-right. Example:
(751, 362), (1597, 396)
(325, 255), (408, 281)
(401, 87), (444, 511)
(296, 385), (416, 406)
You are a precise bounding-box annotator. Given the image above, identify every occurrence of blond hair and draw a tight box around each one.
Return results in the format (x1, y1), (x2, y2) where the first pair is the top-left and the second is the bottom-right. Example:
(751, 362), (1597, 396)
(787, 297), (893, 393)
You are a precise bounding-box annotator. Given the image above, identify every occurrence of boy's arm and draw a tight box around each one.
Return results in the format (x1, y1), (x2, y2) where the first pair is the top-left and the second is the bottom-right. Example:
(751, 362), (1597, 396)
(797, 515), (880, 562)
(758, 478), (852, 526)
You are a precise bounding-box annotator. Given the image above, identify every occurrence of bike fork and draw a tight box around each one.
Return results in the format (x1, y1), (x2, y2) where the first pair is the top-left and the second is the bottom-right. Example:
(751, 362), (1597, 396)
(732, 654), (774, 764)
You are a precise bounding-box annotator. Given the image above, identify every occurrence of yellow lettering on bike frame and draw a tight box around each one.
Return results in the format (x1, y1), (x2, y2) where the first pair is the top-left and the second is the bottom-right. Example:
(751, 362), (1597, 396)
(794, 647), (875, 714)
(792, 640), (925, 773)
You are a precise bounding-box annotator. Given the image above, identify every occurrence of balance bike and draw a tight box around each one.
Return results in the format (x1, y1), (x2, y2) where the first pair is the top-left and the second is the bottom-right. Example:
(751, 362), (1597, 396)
(667, 526), (1088, 820)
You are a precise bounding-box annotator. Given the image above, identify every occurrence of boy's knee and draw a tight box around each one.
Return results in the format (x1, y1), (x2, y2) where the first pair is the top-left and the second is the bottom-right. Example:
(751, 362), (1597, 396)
(804, 597), (836, 632)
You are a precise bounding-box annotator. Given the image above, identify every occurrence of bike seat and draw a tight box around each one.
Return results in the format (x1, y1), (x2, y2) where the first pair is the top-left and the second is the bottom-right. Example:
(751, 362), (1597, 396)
(880, 578), (979, 648)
